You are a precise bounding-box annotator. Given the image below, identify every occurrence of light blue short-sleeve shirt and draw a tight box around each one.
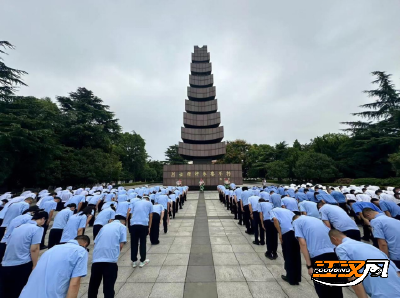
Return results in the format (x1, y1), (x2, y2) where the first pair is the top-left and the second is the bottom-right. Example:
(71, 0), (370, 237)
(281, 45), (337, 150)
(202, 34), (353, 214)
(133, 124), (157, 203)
(94, 208), (116, 226)
(1, 213), (32, 243)
(234, 188), (243, 201)
(319, 204), (358, 232)
(241, 190), (251, 206)
(270, 208), (295, 235)
(259, 202), (274, 221)
(19, 239), (88, 298)
(93, 221), (127, 263)
(51, 208), (74, 229)
(379, 200), (400, 217)
(336, 237), (400, 298)
(259, 192), (270, 202)
(295, 192), (307, 202)
(330, 191), (346, 203)
(281, 197), (299, 212)
(42, 200), (57, 214)
(248, 196), (260, 212)
(293, 216), (335, 258)
(115, 201), (129, 217)
(270, 194), (283, 208)
(118, 194), (128, 203)
(299, 201), (320, 219)
(152, 204), (164, 215)
(371, 213), (400, 261)
(2, 221), (43, 266)
(1, 201), (29, 227)
(65, 195), (85, 207)
(316, 193), (337, 204)
(352, 202), (382, 215)
(60, 214), (87, 243)
(130, 200), (153, 226)
(157, 195), (169, 210)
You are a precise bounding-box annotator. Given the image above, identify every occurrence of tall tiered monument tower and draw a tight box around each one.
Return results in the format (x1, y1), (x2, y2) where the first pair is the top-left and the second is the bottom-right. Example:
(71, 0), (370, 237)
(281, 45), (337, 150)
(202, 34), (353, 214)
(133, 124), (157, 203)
(179, 46), (226, 163)
(163, 46), (242, 188)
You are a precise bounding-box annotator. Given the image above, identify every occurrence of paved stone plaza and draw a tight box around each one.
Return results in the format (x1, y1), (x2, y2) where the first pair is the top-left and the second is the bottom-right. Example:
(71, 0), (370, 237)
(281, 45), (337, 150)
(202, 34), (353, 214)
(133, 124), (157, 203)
(41, 190), (358, 298)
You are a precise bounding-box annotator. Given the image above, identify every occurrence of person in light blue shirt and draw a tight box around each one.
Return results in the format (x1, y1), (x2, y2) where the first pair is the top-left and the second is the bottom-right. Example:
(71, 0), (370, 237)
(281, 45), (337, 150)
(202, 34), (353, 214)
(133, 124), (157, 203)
(168, 192), (177, 219)
(64, 194), (85, 211)
(317, 201), (361, 241)
(38, 193), (56, 208)
(328, 188), (347, 212)
(281, 196), (299, 213)
(157, 194), (169, 233)
(93, 206), (116, 239)
(104, 192), (115, 203)
(295, 190), (307, 202)
(117, 194), (128, 203)
(41, 197), (62, 249)
(299, 201), (320, 219)
(130, 198), (153, 268)
(19, 235), (90, 298)
(241, 190), (253, 234)
(88, 220), (126, 298)
(249, 195), (262, 245)
(270, 193), (283, 208)
(277, 186), (285, 196)
(348, 200), (382, 242)
(150, 203), (164, 245)
(48, 204), (76, 248)
(60, 207), (93, 243)
(259, 200), (278, 260)
(363, 209), (400, 268)
(270, 207), (301, 285)
(0, 211), (47, 298)
(371, 199), (400, 219)
(102, 200), (117, 211)
(330, 230), (400, 298)
(306, 190), (317, 202)
(315, 192), (338, 205)
(292, 215), (342, 298)
(285, 188), (295, 198)
(115, 201), (130, 220)
(118, 189), (127, 196)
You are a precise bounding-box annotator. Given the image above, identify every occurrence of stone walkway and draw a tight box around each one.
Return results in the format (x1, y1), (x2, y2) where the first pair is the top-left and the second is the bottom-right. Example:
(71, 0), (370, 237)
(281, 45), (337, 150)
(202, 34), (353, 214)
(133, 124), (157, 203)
(40, 190), (358, 298)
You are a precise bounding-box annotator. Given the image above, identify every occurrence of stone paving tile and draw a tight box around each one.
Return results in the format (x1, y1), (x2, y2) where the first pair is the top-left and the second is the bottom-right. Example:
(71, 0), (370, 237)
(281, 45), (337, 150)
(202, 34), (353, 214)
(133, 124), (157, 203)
(234, 252), (263, 265)
(149, 282), (184, 298)
(147, 244), (172, 254)
(157, 265), (187, 282)
(212, 252), (239, 266)
(164, 253), (190, 266)
(210, 236), (230, 245)
(240, 264), (274, 281)
(216, 282), (253, 298)
(214, 266), (245, 282)
(145, 254), (167, 266)
(231, 244), (255, 253)
(186, 265), (216, 282)
(183, 283), (218, 298)
(169, 244), (191, 253)
(247, 281), (288, 298)
(115, 282), (154, 298)
(211, 244), (233, 253)
(127, 266), (161, 283)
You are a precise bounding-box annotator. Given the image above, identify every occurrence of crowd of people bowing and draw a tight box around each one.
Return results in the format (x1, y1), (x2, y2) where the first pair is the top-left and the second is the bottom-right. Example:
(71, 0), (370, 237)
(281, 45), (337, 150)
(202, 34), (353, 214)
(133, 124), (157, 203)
(217, 183), (400, 298)
(0, 184), (188, 298)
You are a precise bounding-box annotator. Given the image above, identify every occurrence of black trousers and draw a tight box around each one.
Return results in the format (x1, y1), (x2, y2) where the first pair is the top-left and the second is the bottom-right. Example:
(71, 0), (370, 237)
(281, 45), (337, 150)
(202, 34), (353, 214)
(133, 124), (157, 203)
(281, 230), (301, 284)
(179, 197), (183, 209)
(184, 192), (187, 202)
(93, 224), (103, 240)
(253, 211), (264, 244)
(243, 205), (253, 233)
(237, 202), (243, 222)
(0, 243), (5, 262)
(88, 262), (118, 298)
(162, 210), (168, 233)
(48, 228), (63, 248)
(226, 195), (230, 209)
(232, 200), (237, 219)
(150, 213), (161, 244)
(40, 222), (49, 247)
(311, 253), (344, 298)
(219, 192), (223, 203)
(175, 200), (179, 213)
(0, 261), (32, 298)
(264, 220), (278, 254)
(343, 229), (361, 241)
(88, 204), (96, 226)
(171, 202), (176, 218)
(130, 225), (148, 262)
(0, 227), (5, 241)
(56, 201), (64, 211)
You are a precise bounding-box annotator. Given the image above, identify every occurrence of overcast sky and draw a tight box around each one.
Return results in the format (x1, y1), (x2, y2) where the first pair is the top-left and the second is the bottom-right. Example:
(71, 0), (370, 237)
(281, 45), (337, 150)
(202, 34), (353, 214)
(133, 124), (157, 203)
(2, 1), (400, 160)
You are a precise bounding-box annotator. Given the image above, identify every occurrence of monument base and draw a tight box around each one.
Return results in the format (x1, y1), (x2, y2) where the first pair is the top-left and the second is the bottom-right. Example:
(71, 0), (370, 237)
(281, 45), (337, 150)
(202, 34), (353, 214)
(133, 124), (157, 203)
(163, 164), (243, 187)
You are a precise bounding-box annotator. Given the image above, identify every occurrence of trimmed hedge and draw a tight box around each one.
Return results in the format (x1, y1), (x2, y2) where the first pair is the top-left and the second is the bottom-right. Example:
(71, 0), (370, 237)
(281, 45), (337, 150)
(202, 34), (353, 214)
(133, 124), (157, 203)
(351, 177), (400, 187)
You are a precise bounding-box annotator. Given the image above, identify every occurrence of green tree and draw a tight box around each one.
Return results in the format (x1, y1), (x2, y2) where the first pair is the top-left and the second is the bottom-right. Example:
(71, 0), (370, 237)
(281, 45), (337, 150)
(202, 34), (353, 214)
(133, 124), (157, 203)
(0, 96), (62, 187)
(0, 41), (27, 101)
(310, 133), (350, 161)
(116, 132), (148, 181)
(265, 161), (289, 182)
(165, 144), (187, 165)
(218, 139), (251, 177)
(293, 152), (339, 182)
(147, 160), (165, 181)
(293, 139), (302, 151)
(57, 87), (121, 151)
(388, 149), (400, 177)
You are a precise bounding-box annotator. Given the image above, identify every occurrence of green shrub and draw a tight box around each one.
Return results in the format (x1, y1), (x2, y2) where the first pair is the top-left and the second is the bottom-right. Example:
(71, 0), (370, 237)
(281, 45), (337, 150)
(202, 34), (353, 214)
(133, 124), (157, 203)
(352, 177), (400, 187)
(334, 178), (354, 184)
